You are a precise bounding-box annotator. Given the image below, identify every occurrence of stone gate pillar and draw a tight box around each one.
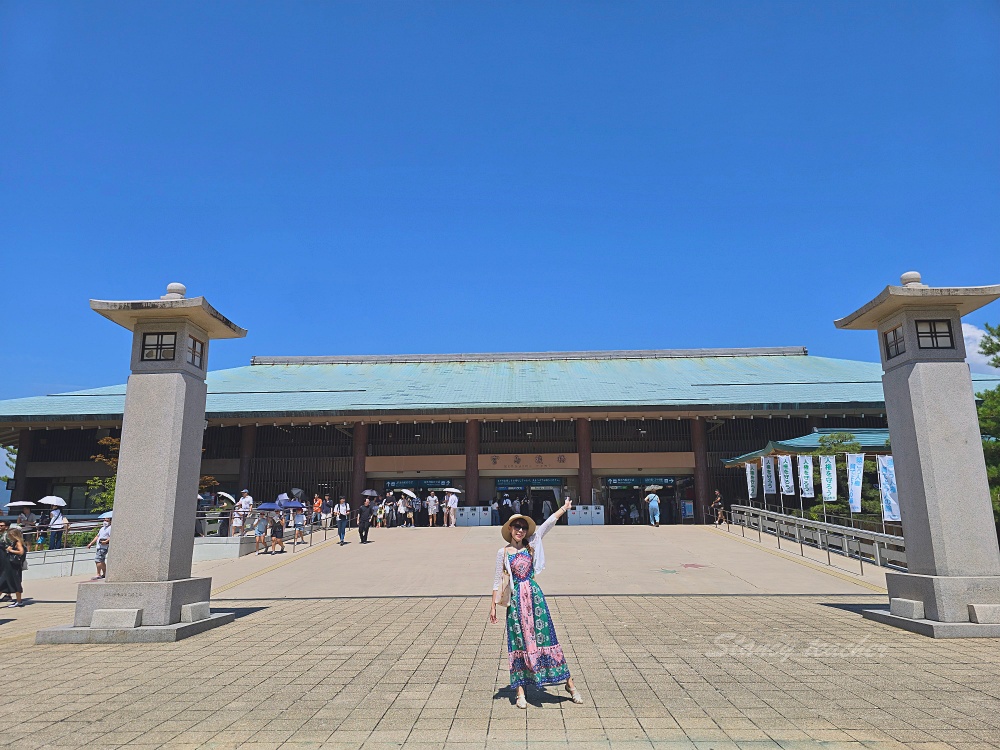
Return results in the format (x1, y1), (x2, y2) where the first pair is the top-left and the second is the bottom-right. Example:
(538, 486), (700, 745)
(37, 283), (246, 644)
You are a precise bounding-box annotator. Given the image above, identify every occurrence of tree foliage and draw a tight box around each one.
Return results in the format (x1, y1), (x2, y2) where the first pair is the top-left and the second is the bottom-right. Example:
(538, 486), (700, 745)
(86, 436), (120, 512)
(803, 432), (882, 523)
(85, 436), (220, 512)
(976, 322), (1000, 522)
(1, 443), (15, 484)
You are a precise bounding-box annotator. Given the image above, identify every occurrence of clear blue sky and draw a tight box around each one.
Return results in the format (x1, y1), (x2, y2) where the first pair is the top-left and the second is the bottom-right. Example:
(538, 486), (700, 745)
(2, 1), (998, 399)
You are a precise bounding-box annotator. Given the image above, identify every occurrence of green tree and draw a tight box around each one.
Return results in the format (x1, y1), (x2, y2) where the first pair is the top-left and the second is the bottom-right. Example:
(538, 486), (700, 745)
(975, 323), (1000, 522)
(0, 443), (15, 484)
(805, 432), (882, 524)
(86, 437), (221, 512)
(86, 436), (120, 512)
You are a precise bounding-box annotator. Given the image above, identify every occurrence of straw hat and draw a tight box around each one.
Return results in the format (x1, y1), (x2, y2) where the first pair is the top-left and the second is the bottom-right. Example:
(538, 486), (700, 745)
(501, 514), (537, 543)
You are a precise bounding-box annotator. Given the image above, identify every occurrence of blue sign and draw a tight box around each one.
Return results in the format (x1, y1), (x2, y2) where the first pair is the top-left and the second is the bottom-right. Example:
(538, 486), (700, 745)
(495, 477), (563, 491)
(681, 501), (694, 519)
(383, 478), (454, 490)
(605, 477), (677, 488)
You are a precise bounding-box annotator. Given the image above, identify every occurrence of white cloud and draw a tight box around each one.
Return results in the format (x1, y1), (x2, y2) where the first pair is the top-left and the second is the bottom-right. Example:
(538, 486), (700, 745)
(964, 324), (999, 373)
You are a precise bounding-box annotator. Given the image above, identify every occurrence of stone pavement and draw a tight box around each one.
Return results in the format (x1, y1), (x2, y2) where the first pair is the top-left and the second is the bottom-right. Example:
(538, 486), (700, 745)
(2, 526), (999, 749)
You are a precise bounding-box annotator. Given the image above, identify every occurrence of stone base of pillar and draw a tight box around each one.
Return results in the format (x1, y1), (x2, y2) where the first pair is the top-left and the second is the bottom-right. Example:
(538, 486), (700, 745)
(36, 612), (234, 644)
(35, 576), (232, 644)
(862, 608), (1000, 638)
(862, 571), (1000, 638)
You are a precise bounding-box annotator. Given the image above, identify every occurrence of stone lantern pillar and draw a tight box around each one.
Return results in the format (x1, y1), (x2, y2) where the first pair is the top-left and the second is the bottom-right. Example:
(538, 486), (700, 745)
(38, 283), (246, 643)
(835, 272), (1000, 637)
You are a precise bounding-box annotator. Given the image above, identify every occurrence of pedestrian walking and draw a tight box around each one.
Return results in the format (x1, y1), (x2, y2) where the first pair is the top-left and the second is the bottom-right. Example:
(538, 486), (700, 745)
(269, 513), (286, 554)
(335, 497), (350, 544)
(491, 498), (500, 526)
(1, 526), (27, 607)
(321, 494), (334, 529)
(233, 490), (253, 537)
(644, 490), (661, 527)
(445, 491), (459, 527)
(311, 494), (323, 526)
(253, 513), (269, 554)
(489, 499), (583, 710)
(541, 497), (554, 520)
(426, 492), (440, 527)
(512, 496), (521, 515)
(16, 508), (38, 549)
(357, 497), (374, 544)
(711, 490), (726, 526)
(48, 507), (69, 550)
(85, 516), (112, 579)
(501, 494), (513, 524)
(293, 507), (307, 543)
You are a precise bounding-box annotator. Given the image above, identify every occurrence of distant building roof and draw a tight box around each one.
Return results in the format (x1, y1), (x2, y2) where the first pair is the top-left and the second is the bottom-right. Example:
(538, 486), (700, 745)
(0, 348), (997, 433)
(722, 428), (893, 466)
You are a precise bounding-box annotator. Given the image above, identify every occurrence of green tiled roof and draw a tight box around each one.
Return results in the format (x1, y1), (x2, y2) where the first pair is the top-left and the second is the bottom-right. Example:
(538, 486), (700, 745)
(722, 428), (892, 466)
(1, 349), (998, 423)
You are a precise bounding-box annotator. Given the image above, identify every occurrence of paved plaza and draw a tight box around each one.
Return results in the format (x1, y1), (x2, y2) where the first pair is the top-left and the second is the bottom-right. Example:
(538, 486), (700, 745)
(2, 526), (1000, 749)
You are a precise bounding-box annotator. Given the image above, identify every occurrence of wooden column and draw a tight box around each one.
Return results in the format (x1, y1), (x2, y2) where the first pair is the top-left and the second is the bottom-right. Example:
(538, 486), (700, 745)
(238, 425), (256, 491)
(10, 429), (34, 503)
(351, 422), (368, 511)
(691, 417), (710, 523)
(465, 419), (480, 506)
(576, 418), (592, 504)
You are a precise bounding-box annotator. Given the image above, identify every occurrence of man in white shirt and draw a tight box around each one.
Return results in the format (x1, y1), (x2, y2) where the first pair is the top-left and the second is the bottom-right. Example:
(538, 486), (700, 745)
(426, 492), (440, 527)
(445, 492), (459, 528)
(335, 497), (351, 544)
(86, 517), (112, 579)
(233, 490), (254, 537)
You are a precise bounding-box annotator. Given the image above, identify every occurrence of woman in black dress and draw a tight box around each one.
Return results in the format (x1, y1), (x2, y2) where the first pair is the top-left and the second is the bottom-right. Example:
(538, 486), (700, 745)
(1, 527), (26, 607)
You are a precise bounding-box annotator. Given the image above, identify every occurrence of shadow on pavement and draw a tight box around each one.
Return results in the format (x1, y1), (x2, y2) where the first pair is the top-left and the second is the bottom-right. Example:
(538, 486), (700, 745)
(818, 601), (887, 615)
(212, 606), (268, 620)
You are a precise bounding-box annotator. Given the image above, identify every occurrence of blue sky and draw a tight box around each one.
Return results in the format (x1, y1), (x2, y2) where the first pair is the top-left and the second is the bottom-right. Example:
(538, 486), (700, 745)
(1, 0), (998, 399)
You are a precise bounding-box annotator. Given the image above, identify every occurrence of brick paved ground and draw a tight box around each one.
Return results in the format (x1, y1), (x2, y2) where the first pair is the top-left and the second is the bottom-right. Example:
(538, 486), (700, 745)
(2, 527), (999, 749)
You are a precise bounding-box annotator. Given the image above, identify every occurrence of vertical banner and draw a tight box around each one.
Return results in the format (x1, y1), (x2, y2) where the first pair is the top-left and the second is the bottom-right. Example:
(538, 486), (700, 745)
(762, 457), (776, 495)
(745, 463), (758, 499)
(819, 455), (837, 503)
(777, 455), (795, 495)
(877, 455), (901, 522)
(846, 453), (865, 513)
(797, 455), (815, 498)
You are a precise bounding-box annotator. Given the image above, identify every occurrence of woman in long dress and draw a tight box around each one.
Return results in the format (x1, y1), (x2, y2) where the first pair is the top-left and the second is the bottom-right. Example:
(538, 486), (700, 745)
(489, 499), (584, 709)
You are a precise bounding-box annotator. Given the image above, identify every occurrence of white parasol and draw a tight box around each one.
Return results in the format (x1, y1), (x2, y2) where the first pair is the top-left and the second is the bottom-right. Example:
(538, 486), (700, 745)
(443, 488), (463, 493)
(216, 491), (236, 503)
(395, 488), (417, 499)
(644, 485), (663, 492)
(38, 495), (67, 507)
(361, 489), (380, 497)
(4, 501), (36, 508)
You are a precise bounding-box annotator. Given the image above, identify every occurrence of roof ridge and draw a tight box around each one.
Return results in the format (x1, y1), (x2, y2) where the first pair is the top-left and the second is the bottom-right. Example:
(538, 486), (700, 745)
(250, 347), (809, 365)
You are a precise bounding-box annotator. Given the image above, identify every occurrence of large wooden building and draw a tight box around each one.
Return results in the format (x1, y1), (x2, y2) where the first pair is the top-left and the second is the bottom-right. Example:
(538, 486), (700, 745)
(5, 347), (993, 522)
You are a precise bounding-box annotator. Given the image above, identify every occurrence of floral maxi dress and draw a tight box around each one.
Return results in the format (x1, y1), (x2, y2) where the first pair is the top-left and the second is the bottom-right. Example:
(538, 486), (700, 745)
(503, 546), (571, 688)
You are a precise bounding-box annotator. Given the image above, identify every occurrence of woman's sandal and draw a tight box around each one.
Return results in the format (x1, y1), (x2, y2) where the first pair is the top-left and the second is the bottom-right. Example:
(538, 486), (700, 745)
(565, 684), (584, 704)
(516, 694), (527, 709)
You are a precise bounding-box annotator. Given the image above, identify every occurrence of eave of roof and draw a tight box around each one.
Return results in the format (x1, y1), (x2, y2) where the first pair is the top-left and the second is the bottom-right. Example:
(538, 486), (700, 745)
(722, 428), (893, 466)
(1, 350), (997, 432)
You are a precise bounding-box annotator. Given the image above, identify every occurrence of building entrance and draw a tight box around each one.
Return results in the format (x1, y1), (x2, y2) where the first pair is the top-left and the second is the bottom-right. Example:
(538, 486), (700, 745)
(493, 477), (566, 524)
(601, 476), (695, 525)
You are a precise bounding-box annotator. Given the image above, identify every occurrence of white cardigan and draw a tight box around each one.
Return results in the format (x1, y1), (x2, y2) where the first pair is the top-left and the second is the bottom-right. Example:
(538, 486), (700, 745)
(492, 512), (559, 591)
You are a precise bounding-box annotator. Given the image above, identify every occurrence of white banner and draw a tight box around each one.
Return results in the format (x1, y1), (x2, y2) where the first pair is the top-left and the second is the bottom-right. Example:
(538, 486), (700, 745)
(745, 463), (758, 499)
(846, 453), (865, 513)
(877, 455), (901, 522)
(797, 455), (814, 498)
(777, 455), (795, 495)
(762, 457), (776, 495)
(819, 455), (837, 503)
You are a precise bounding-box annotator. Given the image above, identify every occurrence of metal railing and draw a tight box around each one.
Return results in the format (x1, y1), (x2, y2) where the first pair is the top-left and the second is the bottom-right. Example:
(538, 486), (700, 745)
(720, 504), (907, 573)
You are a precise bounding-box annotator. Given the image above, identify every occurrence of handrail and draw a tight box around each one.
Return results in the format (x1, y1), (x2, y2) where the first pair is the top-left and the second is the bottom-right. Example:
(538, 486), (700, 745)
(723, 504), (907, 572)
